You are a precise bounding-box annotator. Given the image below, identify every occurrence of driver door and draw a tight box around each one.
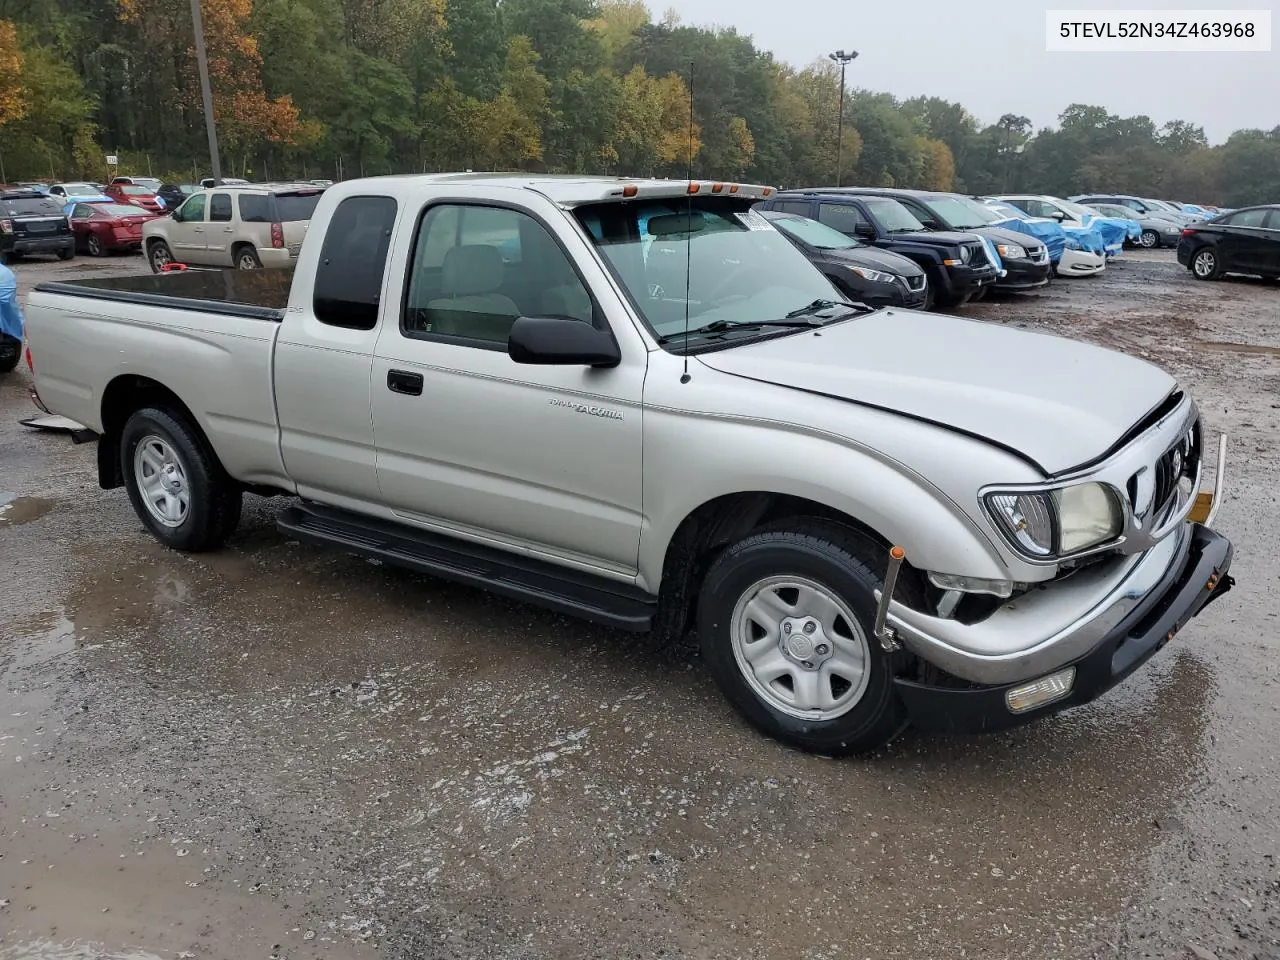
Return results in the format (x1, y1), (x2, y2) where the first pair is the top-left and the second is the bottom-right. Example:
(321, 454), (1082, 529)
(168, 194), (209, 261)
(370, 196), (647, 575)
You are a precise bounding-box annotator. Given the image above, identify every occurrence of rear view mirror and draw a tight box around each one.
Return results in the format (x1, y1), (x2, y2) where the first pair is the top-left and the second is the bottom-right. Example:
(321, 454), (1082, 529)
(508, 316), (621, 367)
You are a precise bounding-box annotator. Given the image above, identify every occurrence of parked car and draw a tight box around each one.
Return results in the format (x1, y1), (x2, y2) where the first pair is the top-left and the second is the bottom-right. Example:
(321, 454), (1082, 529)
(0, 189), (75, 263)
(756, 191), (997, 308)
(1176, 204), (1280, 281)
(1071, 194), (1195, 228)
(105, 181), (167, 213)
(833, 188), (1053, 292)
(1084, 202), (1184, 249)
(49, 181), (105, 199)
(979, 200), (1106, 278)
(111, 175), (163, 193)
(758, 209), (928, 309)
(144, 182), (327, 272)
(24, 174), (1236, 756)
(14, 181), (51, 193)
(68, 201), (162, 257)
(989, 195), (1129, 259)
(157, 182), (198, 210)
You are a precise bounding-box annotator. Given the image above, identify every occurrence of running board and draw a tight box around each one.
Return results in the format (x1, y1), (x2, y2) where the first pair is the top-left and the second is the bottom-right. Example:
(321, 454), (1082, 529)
(276, 503), (656, 632)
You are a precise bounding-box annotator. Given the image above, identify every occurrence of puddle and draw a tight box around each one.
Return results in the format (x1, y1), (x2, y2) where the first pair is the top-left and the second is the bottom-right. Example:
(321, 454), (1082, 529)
(0, 941), (167, 960)
(0, 493), (55, 528)
(1200, 340), (1280, 357)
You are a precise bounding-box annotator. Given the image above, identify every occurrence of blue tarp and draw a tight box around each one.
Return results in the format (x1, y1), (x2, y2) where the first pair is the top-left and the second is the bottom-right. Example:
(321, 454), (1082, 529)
(1061, 223), (1107, 257)
(987, 212), (1067, 264)
(1076, 212), (1130, 258)
(975, 234), (1004, 277)
(0, 263), (23, 341)
(61, 194), (114, 216)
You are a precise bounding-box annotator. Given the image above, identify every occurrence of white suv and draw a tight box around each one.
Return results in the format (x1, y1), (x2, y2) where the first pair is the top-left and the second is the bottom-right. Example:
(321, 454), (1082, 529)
(143, 182), (326, 272)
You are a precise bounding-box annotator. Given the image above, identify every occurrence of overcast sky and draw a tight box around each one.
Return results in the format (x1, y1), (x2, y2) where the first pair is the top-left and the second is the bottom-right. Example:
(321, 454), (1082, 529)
(664, 0), (1278, 143)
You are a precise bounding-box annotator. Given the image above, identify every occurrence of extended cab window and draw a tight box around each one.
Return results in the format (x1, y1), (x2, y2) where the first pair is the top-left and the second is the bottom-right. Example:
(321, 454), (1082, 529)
(313, 195), (398, 330)
(772, 200), (812, 216)
(209, 193), (232, 222)
(402, 203), (594, 346)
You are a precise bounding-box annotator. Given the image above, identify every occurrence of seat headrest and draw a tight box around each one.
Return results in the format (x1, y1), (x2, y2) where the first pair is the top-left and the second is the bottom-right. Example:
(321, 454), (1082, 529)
(442, 244), (505, 297)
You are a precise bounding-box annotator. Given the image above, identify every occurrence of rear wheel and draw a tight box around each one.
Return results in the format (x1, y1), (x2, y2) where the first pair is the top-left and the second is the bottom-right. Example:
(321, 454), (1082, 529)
(121, 407), (242, 552)
(0, 334), (21, 374)
(56, 246), (75, 261)
(1139, 229), (1160, 249)
(149, 239), (174, 273)
(87, 233), (104, 257)
(698, 521), (917, 755)
(234, 245), (262, 270)
(1191, 247), (1221, 281)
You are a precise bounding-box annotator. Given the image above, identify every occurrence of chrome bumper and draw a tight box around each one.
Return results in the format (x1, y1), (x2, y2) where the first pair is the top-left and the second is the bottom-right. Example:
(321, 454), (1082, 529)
(886, 433), (1230, 686)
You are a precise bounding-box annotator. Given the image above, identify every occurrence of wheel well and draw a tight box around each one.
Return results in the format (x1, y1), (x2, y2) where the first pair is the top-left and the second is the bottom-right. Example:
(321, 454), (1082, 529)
(652, 492), (896, 647)
(97, 375), (205, 490)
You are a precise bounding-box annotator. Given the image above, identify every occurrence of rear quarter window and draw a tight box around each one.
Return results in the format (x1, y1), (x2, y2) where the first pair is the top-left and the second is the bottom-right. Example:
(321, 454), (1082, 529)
(272, 192), (323, 223)
(238, 194), (271, 223)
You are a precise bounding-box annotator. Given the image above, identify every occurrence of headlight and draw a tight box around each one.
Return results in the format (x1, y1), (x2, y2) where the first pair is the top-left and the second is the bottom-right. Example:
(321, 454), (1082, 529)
(848, 265), (896, 283)
(983, 482), (1123, 559)
(1063, 236), (1083, 251)
(959, 245), (971, 262)
(996, 243), (1027, 259)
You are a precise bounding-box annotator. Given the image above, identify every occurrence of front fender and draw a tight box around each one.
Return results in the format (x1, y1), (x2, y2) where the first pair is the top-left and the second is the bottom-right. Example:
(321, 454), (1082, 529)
(639, 406), (1014, 593)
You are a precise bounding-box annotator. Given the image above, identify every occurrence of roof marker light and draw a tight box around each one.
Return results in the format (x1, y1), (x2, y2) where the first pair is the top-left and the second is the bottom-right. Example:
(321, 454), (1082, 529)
(622, 184), (638, 198)
(711, 183), (723, 193)
(728, 184), (739, 193)
(687, 182), (700, 194)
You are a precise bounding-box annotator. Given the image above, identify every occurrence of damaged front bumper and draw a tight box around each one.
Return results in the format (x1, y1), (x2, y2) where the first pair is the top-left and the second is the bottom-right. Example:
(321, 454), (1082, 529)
(881, 435), (1235, 734)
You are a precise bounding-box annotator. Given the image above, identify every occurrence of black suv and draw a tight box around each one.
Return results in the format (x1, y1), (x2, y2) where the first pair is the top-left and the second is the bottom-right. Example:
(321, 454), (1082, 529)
(756, 191), (996, 308)
(829, 188), (1052, 293)
(0, 190), (75, 263)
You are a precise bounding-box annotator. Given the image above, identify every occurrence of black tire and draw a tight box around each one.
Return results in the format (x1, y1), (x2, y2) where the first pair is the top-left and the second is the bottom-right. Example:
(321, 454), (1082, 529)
(234, 245), (262, 270)
(0, 334), (20, 373)
(698, 520), (920, 755)
(1139, 229), (1160, 249)
(149, 239), (174, 273)
(120, 406), (242, 552)
(1191, 246), (1221, 281)
(86, 233), (104, 257)
(56, 246), (75, 261)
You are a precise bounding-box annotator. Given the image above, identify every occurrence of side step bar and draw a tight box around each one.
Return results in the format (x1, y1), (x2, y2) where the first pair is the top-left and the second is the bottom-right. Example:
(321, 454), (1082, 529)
(276, 503), (657, 632)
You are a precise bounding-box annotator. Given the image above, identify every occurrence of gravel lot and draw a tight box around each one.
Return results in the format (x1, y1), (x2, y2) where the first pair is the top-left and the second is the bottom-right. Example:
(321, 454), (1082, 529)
(1, 248), (1277, 960)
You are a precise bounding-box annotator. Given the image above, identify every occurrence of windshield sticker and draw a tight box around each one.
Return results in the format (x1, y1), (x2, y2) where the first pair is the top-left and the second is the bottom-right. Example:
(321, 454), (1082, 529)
(734, 209), (774, 231)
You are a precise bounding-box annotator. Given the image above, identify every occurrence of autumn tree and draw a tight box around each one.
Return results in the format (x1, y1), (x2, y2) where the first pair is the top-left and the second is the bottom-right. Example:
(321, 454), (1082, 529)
(0, 19), (25, 127)
(918, 137), (955, 190)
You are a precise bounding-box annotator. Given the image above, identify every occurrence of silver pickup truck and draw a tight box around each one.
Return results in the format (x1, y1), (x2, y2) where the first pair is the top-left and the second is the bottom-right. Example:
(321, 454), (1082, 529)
(23, 174), (1235, 754)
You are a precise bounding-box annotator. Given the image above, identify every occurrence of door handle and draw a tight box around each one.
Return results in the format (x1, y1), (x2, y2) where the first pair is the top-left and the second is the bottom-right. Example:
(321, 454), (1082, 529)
(387, 369), (424, 396)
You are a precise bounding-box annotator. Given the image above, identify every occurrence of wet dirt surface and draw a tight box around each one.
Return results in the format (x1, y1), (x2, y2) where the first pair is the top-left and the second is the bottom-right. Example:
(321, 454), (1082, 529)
(1, 250), (1277, 959)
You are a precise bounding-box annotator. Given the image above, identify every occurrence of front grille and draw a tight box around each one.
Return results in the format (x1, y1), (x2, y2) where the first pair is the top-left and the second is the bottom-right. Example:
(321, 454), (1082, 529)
(965, 242), (988, 265)
(1126, 419), (1201, 521)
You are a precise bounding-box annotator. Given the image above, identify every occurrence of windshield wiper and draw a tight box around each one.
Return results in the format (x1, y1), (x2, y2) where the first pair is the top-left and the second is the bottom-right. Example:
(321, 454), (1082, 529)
(656, 317), (824, 344)
(784, 298), (870, 319)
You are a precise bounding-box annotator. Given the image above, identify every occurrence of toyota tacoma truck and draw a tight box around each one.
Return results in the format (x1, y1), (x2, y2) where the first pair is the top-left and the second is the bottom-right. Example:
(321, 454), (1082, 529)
(22, 174), (1235, 755)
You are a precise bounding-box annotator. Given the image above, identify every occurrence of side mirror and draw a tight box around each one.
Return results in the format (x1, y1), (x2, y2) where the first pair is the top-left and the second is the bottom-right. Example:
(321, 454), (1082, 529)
(170, 208), (183, 222)
(854, 223), (876, 239)
(1049, 210), (1066, 221)
(508, 316), (621, 368)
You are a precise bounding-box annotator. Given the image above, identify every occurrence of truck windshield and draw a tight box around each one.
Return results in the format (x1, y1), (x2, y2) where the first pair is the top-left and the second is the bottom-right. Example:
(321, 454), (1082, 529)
(863, 197), (925, 233)
(575, 198), (847, 344)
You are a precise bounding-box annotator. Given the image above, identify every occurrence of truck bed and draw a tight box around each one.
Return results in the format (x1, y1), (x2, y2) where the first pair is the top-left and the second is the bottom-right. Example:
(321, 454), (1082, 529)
(34, 267), (292, 322)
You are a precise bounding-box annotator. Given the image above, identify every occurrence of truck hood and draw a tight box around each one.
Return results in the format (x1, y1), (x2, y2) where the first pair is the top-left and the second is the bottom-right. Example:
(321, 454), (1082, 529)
(888, 229), (980, 247)
(695, 309), (1177, 475)
(818, 245), (925, 277)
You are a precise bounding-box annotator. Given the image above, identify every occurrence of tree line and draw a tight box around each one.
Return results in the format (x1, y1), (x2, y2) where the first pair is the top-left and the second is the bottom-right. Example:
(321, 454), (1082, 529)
(0, 0), (1277, 206)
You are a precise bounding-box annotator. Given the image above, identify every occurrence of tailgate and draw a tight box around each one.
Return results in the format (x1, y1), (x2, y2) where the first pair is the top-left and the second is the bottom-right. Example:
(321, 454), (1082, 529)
(12, 216), (69, 239)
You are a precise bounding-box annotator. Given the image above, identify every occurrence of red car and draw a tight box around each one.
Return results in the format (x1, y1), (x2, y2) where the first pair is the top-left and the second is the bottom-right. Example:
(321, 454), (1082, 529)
(104, 181), (166, 213)
(68, 201), (162, 256)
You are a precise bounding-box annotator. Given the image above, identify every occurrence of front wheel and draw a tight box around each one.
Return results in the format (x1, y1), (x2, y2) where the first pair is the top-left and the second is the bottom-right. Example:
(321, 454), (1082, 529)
(149, 240), (174, 274)
(0, 334), (21, 373)
(1191, 247), (1220, 281)
(121, 407), (242, 552)
(87, 233), (104, 257)
(698, 522), (913, 755)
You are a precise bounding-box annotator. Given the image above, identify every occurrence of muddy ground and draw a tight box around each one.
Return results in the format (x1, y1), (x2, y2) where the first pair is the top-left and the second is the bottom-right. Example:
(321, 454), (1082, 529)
(1, 249), (1277, 960)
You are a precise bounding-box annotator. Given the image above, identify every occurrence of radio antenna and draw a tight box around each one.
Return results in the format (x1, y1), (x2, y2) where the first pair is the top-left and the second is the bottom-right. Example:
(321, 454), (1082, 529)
(680, 59), (694, 384)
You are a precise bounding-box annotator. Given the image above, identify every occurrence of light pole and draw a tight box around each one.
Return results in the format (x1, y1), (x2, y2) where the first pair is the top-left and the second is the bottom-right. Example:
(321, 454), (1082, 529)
(828, 49), (858, 186)
(190, 0), (223, 185)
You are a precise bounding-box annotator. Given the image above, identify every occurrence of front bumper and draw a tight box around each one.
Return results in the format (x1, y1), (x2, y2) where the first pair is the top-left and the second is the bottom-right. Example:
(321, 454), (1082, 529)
(994, 257), (1052, 290)
(1056, 248), (1105, 277)
(896, 523), (1233, 733)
